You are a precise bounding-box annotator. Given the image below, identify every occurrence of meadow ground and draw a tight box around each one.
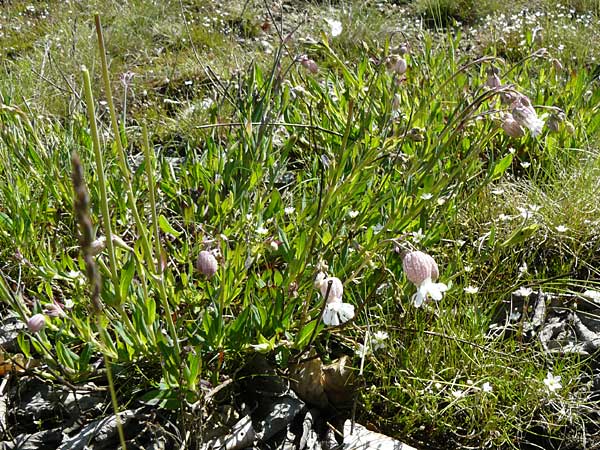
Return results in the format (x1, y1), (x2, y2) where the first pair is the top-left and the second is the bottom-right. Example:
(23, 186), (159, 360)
(1, 0), (600, 448)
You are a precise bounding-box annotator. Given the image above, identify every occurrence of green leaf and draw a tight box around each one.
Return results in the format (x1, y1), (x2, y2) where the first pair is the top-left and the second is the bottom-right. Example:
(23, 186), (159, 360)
(500, 223), (540, 248)
(158, 214), (182, 237)
(55, 341), (77, 370)
(490, 153), (513, 180)
(294, 320), (320, 349)
(119, 257), (136, 301)
(139, 388), (180, 409)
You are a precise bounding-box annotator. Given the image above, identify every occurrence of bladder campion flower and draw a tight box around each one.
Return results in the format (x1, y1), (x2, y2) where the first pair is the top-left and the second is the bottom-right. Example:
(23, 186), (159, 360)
(27, 314), (47, 333)
(501, 113), (525, 138)
(402, 251), (448, 307)
(485, 67), (501, 89)
(512, 95), (544, 137)
(299, 55), (318, 74)
(196, 250), (218, 278)
(385, 55), (407, 75)
(314, 272), (354, 326)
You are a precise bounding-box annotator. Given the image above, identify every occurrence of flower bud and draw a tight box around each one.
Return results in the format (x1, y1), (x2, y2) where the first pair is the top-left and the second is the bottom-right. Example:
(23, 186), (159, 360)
(44, 301), (66, 318)
(501, 113), (525, 138)
(299, 55), (318, 74)
(386, 55), (407, 75)
(485, 67), (501, 89)
(196, 250), (218, 278)
(402, 251), (438, 285)
(546, 111), (565, 132)
(27, 314), (47, 333)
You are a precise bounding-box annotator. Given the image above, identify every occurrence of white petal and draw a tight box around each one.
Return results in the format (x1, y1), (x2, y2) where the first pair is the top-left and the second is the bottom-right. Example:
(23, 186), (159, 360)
(412, 292), (425, 307)
(322, 305), (339, 326)
(337, 303), (355, 323)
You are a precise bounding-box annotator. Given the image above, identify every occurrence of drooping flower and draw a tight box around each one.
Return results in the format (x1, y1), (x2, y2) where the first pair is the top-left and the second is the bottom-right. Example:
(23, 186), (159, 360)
(385, 55), (407, 75)
(485, 67), (501, 89)
(27, 314), (47, 333)
(314, 272), (344, 301)
(299, 55), (318, 74)
(511, 95), (544, 137)
(543, 371), (562, 392)
(402, 251), (448, 307)
(196, 250), (218, 278)
(315, 272), (354, 326)
(44, 300), (66, 318)
(501, 113), (525, 138)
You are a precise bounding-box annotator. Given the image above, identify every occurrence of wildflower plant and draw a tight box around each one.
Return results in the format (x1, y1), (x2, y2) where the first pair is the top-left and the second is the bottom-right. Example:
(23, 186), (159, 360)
(0, 3), (597, 449)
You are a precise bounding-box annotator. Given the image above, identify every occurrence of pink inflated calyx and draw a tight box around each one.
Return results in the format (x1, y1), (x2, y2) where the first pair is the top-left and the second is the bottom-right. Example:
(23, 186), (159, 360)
(402, 251), (438, 285)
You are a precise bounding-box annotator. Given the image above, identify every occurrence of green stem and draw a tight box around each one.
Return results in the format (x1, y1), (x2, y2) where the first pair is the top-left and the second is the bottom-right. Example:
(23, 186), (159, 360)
(94, 15), (154, 272)
(142, 123), (180, 358)
(97, 318), (127, 450)
(81, 68), (120, 302)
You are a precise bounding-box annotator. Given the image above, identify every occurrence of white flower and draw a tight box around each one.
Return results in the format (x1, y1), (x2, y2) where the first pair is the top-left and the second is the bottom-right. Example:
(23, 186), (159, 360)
(555, 225), (568, 233)
(518, 262), (528, 274)
(412, 277), (448, 307)
(481, 382), (493, 393)
(348, 210), (359, 218)
(256, 226), (268, 235)
(355, 343), (370, 358)
(583, 290), (600, 301)
(322, 299), (355, 326)
(411, 229), (424, 243)
(520, 161), (531, 169)
(325, 18), (342, 37)
(451, 389), (465, 398)
(420, 193), (433, 200)
(284, 206), (295, 215)
(543, 372), (562, 392)
(372, 331), (389, 351)
(515, 286), (533, 297)
(464, 286), (479, 294)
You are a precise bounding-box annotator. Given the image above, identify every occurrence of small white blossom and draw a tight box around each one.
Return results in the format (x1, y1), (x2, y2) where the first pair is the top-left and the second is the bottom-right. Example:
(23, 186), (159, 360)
(520, 161), (531, 169)
(372, 331), (389, 351)
(356, 343), (370, 358)
(348, 210), (359, 218)
(325, 18), (342, 37)
(284, 206), (295, 215)
(481, 382), (493, 393)
(451, 389), (465, 398)
(464, 286), (479, 294)
(543, 372), (562, 392)
(583, 290), (600, 301)
(256, 226), (268, 235)
(518, 262), (528, 274)
(515, 286), (533, 297)
(420, 193), (433, 200)
(555, 225), (568, 233)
